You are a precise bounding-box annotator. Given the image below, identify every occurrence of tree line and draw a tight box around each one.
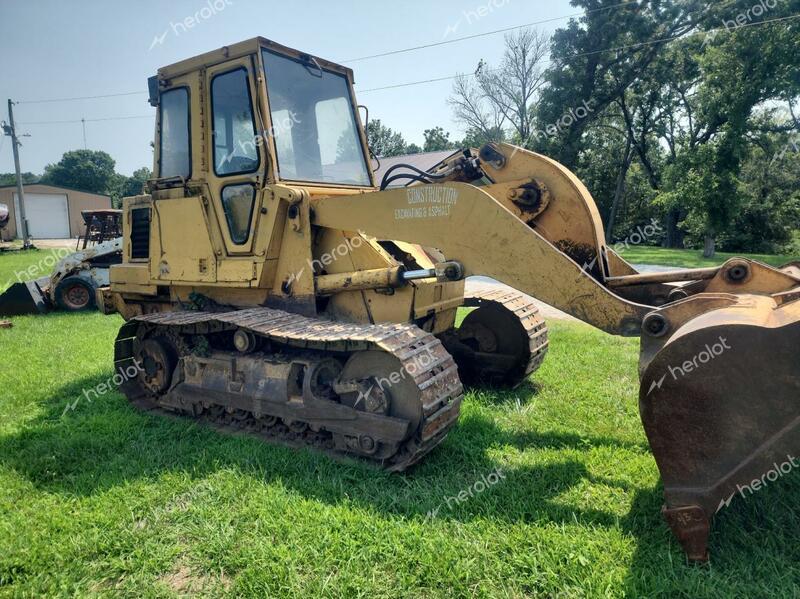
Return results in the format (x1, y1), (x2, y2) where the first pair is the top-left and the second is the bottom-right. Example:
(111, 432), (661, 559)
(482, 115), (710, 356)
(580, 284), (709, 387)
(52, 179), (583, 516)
(367, 0), (800, 257)
(0, 149), (151, 209)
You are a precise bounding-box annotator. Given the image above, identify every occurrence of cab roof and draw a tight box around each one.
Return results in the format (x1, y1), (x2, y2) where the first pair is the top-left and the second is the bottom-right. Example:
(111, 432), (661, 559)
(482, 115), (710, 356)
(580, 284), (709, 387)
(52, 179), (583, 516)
(157, 37), (355, 82)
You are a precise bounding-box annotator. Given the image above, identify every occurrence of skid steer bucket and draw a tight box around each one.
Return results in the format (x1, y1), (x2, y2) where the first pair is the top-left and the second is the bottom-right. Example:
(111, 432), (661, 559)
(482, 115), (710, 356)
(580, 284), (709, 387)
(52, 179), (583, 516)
(639, 292), (800, 561)
(0, 276), (51, 316)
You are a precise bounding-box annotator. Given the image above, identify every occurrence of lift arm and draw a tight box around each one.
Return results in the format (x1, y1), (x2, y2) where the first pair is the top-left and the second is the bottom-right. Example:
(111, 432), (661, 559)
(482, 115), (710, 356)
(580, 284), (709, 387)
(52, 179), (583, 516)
(311, 181), (651, 336)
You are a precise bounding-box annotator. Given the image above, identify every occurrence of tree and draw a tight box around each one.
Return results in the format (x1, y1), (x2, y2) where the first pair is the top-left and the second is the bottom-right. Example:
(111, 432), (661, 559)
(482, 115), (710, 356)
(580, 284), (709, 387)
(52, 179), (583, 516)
(460, 126), (506, 149)
(122, 167), (152, 198)
(107, 173), (127, 208)
(723, 128), (800, 253)
(366, 119), (409, 157)
(449, 74), (505, 141)
(572, 120), (634, 241)
(423, 127), (456, 152)
(41, 150), (116, 195)
(535, 0), (700, 168)
(107, 167), (153, 207)
(687, 5), (800, 255)
(532, 0), (800, 256)
(449, 29), (550, 143)
(0, 172), (38, 186)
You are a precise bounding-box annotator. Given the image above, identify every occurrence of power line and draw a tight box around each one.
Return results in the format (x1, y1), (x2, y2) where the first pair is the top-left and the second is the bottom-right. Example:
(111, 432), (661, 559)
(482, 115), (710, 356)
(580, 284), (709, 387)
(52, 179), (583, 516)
(360, 74), (467, 93)
(553, 11), (800, 62)
(14, 2), (635, 107)
(13, 10), (800, 114)
(358, 12), (800, 94)
(16, 90), (147, 105)
(339, 1), (641, 63)
(6, 1), (659, 105)
(18, 114), (153, 126)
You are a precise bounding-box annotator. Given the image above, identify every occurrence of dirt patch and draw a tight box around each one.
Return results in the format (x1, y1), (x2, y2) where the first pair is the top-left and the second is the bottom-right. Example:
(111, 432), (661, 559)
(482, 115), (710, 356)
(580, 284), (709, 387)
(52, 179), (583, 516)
(29, 239), (80, 250)
(160, 562), (231, 596)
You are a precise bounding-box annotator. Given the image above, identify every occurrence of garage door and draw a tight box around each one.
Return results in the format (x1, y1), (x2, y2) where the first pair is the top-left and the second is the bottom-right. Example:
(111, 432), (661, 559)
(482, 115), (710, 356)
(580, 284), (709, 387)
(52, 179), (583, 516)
(14, 193), (70, 239)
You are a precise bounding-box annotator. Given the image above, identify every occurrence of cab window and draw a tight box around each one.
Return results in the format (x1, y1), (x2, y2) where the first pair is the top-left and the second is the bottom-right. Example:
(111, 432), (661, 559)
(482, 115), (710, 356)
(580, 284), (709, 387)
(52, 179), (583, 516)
(262, 49), (370, 186)
(159, 88), (190, 179)
(211, 68), (259, 176)
(221, 183), (256, 244)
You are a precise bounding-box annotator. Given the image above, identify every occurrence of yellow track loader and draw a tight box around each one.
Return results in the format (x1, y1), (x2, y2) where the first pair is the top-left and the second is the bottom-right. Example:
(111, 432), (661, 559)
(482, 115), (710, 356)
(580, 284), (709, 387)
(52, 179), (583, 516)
(101, 38), (800, 562)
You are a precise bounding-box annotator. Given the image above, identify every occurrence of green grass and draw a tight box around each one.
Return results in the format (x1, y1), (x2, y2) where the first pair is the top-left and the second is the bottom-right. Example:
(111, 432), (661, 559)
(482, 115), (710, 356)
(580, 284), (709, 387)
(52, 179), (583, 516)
(0, 246), (75, 293)
(2, 251), (799, 597)
(622, 246), (799, 269)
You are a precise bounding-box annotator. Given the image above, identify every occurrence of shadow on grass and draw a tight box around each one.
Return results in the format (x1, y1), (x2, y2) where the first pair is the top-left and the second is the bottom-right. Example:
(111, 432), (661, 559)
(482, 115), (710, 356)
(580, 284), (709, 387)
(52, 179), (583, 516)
(3, 375), (640, 527)
(620, 480), (800, 596)
(3, 374), (799, 595)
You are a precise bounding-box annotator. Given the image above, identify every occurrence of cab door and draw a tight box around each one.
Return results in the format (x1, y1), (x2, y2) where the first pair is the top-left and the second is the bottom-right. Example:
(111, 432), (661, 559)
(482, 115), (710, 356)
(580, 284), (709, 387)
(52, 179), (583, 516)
(205, 57), (265, 263)
(149, 76), (220, 284)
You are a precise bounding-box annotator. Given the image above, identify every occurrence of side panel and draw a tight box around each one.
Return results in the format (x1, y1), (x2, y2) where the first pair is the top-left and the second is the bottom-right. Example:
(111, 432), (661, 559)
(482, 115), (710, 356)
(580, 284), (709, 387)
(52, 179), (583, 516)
(150, 196), (217, 283)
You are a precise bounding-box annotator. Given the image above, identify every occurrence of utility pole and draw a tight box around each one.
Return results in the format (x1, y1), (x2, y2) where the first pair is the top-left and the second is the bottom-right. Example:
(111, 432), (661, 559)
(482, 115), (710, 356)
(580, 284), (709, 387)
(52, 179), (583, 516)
(2, 99), (33, 249)
(81, 117), (87, 149)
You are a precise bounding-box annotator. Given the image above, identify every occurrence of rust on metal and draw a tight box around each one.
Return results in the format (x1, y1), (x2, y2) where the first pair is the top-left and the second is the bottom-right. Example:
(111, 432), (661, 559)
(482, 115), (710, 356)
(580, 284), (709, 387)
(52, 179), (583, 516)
(441, 287), (549, 387)
(101, 37), (800, 563)
(115, 307), (463, 470)
(606, 267), (720, 288)
(640, 293), (800, 562)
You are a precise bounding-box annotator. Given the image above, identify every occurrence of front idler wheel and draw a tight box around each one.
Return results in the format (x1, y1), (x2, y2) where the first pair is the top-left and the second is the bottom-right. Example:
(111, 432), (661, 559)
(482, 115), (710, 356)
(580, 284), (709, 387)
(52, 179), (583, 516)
(136, 337), (178, 395)
(452, 304), (530, 386)
(337, 350), (424, 459)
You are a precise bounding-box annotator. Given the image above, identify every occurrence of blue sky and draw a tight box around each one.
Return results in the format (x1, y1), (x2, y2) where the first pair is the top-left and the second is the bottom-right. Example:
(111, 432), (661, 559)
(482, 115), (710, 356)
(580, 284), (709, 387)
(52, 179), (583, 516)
(0, 0), (577, 176)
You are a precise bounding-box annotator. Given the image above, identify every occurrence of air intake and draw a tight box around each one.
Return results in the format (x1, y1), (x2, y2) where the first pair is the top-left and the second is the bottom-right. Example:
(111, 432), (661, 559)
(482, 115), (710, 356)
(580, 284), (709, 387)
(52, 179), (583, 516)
(130, 208), (150, 259)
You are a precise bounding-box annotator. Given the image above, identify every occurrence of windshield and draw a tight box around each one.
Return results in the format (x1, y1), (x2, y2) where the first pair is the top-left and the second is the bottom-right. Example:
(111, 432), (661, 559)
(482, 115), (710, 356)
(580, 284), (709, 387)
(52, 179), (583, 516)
(261, 49), (371, 186)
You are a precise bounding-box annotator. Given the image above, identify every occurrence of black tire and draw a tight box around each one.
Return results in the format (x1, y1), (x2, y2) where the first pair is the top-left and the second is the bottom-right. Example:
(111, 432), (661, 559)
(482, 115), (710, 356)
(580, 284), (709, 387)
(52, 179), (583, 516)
(54, 276), (97, 312)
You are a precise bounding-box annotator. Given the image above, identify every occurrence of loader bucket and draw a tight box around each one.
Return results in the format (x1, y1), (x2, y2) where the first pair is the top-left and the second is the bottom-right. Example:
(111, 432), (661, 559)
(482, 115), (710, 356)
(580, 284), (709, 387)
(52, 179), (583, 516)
(639, 293), (800, 561)
(0, 276), (51, 316)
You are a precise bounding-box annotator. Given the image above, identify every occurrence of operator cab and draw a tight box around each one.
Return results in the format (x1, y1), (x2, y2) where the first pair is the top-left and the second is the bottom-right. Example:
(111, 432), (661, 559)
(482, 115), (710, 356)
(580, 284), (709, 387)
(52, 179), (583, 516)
(150, 37), (373, 191)
(141, 38), (374, 259)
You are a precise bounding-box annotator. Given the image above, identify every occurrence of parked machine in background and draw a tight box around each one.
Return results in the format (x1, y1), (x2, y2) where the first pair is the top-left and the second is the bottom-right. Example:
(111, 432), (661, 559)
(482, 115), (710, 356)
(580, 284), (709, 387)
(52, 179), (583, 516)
(0, 238), (122, 315)
(76, 209), (122, 250)
(0, 209), (123, 314)
(0, 204), (8, 232)
(96, 38), (799, 562)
